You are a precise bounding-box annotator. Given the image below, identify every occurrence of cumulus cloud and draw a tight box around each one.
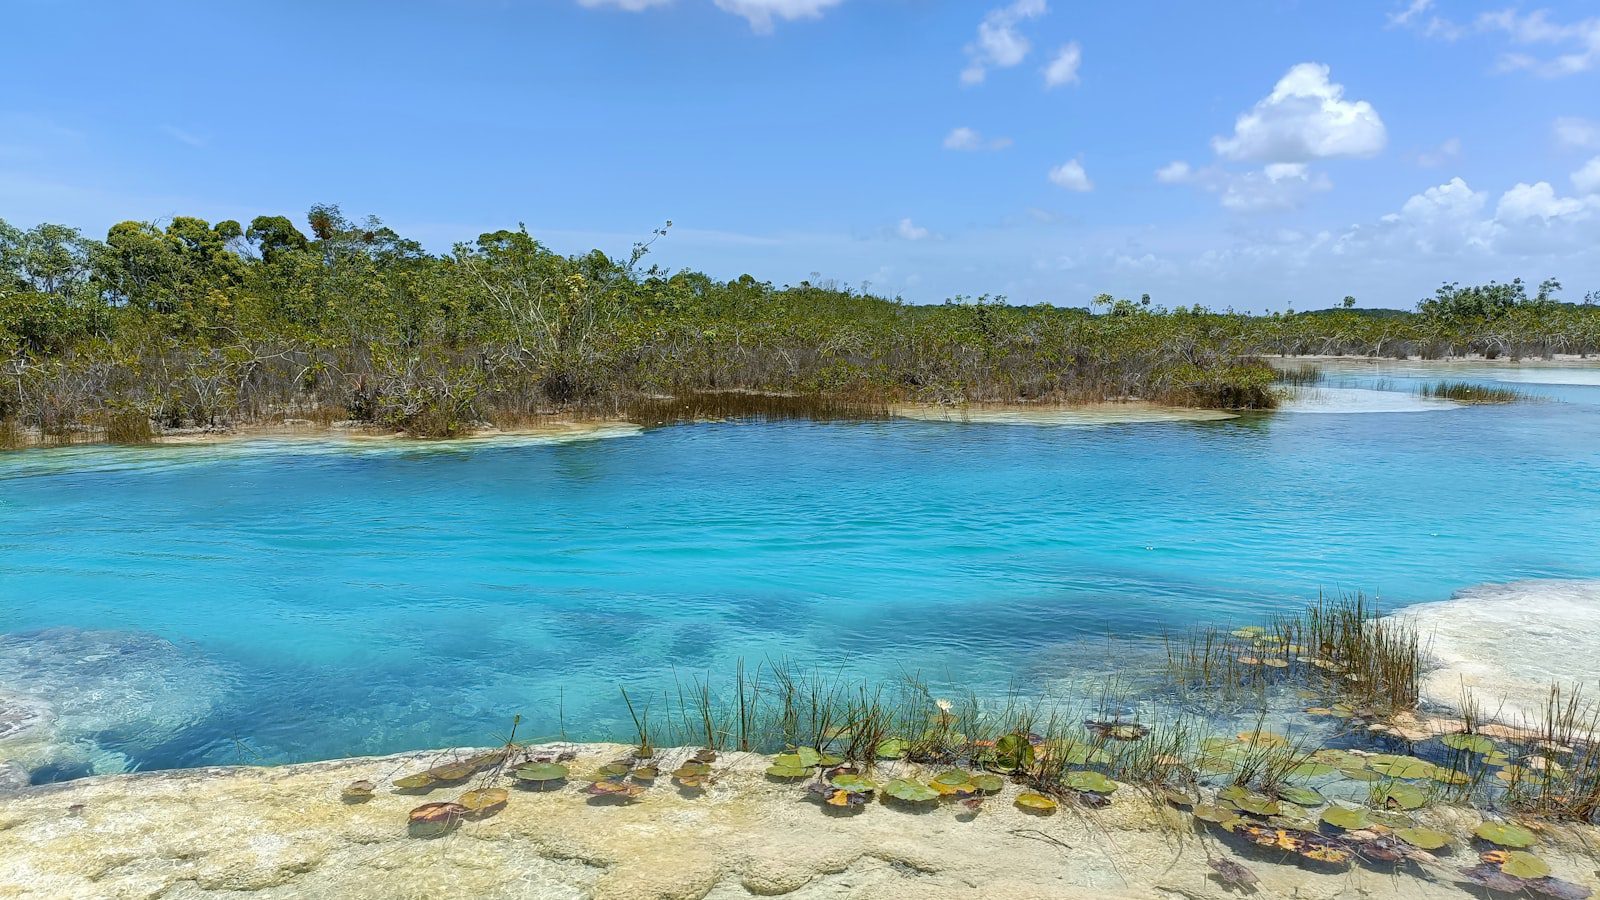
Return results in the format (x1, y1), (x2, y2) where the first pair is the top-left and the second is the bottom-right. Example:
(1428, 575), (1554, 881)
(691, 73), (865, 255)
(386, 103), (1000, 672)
(1155, 161), (1192, 184)
(943, 127), (1013, 151)
(896, 218), (931, 241)
(1479, 8), (1600, 77)
(1042, 42), (1082, 88)
(1555, 117), (1600, 150)
(1574, 157), (1600, 196)
(1497, 181), (1590, 222)
(961, 0), (1048, 85)
(1212, 63), (1387, 163)
(1048, 158), (1092, 192)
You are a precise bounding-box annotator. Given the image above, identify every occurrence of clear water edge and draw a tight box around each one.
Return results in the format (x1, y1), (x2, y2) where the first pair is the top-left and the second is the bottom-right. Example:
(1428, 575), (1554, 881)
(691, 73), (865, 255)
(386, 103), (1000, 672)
(2, 361), (1598, 779)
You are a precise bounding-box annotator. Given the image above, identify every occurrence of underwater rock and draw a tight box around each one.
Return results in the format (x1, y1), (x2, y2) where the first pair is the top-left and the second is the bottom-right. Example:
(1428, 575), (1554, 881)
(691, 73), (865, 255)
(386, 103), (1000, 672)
(0, 627), (226, 777)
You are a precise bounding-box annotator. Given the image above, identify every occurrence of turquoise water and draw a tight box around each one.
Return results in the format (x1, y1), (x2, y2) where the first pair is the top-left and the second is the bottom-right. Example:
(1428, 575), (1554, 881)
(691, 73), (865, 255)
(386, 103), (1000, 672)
(3, 363), (1600, 777)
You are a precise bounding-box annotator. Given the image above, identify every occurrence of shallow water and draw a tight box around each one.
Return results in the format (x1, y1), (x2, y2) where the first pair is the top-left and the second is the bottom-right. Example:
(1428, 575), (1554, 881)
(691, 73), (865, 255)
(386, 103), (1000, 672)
(3, 365), (1600, 776)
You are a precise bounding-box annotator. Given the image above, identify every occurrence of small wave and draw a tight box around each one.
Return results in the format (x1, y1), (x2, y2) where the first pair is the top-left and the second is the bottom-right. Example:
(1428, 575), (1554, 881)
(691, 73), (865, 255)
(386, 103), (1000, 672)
(1396, 579), (1600, 725)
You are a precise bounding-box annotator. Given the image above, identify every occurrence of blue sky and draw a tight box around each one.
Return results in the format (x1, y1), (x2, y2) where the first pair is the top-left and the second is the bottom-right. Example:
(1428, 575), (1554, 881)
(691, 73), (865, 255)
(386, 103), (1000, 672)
(4, 0), (1599, 310)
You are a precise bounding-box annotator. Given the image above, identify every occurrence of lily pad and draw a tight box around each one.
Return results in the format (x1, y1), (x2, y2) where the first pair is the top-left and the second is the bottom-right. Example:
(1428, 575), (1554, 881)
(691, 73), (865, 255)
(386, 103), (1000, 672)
(1442, 733), (1495, 754)
(1395, 827), (1451, 850)
(408, 801), (467, 836)
(1193, 803), (1243, 830)
(992, 733), (1036, 770)
(1276, 786), (1324, 807)
(883, 778), (939, 803)
(515, 762), (569, 784)
(597, 762), (632, 778)
(970, 773), (1005, 793)
(1321, 804), (1372, 830)
(459, 788), (508, 813)
(1370, 756), (1434, 779)
(393, 774), (435, 791)
(831, 774), (878, 792)
(342, 780), (376, 801)
(933, 769), (975, 786)
(1237, 730), (1289, 748)
(1014, 792), (1058, 813)
(792, 747), (822, 768)
(1064, 771), (1117, 794)
(584, 781), (645, 800)
(875, 738), (909, 759)
(1373, 783), (1428, 810)
(1475, 821), (1538, 848)
(765, 764), (812, 779)
(1500, 850), (1551, 879)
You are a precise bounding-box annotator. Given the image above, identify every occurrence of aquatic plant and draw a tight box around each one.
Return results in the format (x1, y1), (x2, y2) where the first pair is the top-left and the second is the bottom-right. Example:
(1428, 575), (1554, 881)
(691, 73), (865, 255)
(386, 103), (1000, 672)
(1272, 363), (1325, 386)
(1417, 381), (1526, 404)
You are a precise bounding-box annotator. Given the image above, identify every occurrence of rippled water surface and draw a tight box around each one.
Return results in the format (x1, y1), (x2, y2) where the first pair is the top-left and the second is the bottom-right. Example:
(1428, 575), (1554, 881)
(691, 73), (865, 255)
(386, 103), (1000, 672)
(3, 363), (1599, 775)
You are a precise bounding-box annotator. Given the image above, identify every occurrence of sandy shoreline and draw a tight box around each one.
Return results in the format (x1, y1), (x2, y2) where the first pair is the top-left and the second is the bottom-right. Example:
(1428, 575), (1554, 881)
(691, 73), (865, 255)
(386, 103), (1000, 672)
(5, 741), (1595, 900)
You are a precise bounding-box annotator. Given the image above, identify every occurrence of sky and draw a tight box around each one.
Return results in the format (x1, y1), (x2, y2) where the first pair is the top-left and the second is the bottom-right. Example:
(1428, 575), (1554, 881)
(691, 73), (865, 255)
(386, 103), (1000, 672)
(3, 0), (1599, 311)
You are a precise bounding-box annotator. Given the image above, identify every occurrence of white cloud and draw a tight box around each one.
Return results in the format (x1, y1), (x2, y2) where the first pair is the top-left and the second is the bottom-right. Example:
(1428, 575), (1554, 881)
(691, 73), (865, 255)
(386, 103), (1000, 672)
(712, 0), (843, 32)
(896, 218), (931, 241)
(1417, 137), (1461, 168)
(943, 126), (1012, 152)
(1048, 158), (1092, 192)
(578, 0), (672, 10)
(1042, 42), (1082, 88)
(1212, 63), (1387, 163)
(1574, 158), (1600, 196)
(1555, 117), (1600, 150)
(1159, 161), (1331, 212)
(1479, 8), (1600, 77)
(1387, 0), (1465, 39)
(1497, 181), (1590, 222)
(1154, 161), (1192, 184)
(961, 0), (1048, 85)
(161, 125), (207, 148)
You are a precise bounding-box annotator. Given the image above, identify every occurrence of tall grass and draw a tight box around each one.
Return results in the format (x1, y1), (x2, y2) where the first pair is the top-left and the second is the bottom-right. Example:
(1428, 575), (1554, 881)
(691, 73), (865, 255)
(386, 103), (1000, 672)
(1272, 363), (1325, 386)
(622, 391), (891, 427)
(1416, 381), (1525, 403)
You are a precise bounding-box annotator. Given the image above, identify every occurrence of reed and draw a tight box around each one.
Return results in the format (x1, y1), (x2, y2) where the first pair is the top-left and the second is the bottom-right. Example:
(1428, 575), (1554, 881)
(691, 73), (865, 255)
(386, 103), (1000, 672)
(1416, 381), (1525, 403)
(622, 391), (891, 428)
(1272, 363), (1325, 386)
(103, 408), (154, 444)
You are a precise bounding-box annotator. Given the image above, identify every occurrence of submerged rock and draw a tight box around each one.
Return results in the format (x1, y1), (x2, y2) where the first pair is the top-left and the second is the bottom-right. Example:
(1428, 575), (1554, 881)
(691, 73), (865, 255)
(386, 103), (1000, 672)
(0, 627), (225, 779)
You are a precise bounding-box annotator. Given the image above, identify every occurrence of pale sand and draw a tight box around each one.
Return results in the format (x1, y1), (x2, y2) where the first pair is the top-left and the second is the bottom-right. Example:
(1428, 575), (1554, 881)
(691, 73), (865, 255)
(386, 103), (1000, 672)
(1398, 580), (1600, 727)
(2, 742), (1595, 899)
(893, 401), (1239, 427)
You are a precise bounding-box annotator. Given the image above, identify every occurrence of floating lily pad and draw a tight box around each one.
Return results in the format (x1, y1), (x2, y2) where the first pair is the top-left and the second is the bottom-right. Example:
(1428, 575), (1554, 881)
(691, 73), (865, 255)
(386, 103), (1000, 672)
(585, 781), (645, 800)
(1237, 730), (1288, 748)
(459, 788), (508, 814)
(1442, 733), (1495, 754)
(1231, 626), (1266, 638)
(791, 747), (822, 768)
(933, 769), (975, 786)
(1276, 786), (1324, 807)
(766, 764), (812, 779)
(597, 762), (632, 778)
(1288, 762), (1337, 779)
(1373, 783), (1427, 810)
(515, 763), (569, 784)
(992, 733), (1036, 770)
(1014, 792), (1058, 814)
(1219, 786), (1277, 815)
(1340, 768), (1382, 783)
(831, 774), (877, 792)
(408, 802), (467, 836)
(425, 763), (475, 783)
(1475, 821), (1538, 848)
(1064, 771), (1117, 794)
(1321, 803), (1372, 830)
(931, 779), (976, 796)
(1395, 827), (1451, 850)
(970, 773), (1004, 793)
(1193, 803), (1243, 830)
(672, 762), (711, 778)
(883, 778), (939, 803)
(1370, 756), (1434, 779)
(875, 738), (909, 759)
(1500, 850), (1551, 879)
(394, 773), (436, 791)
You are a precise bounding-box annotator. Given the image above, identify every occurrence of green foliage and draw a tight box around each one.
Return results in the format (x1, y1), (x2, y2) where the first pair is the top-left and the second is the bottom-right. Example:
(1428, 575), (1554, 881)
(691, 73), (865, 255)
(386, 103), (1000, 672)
(2, 210), (1596, 441)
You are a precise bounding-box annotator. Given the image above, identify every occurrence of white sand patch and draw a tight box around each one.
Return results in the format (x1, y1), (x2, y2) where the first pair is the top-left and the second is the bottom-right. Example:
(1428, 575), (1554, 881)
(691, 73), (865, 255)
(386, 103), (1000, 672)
(1278, 387), (1458, 414)
(893, 402), (1238, 427)
(1397, 580), (1600, 726)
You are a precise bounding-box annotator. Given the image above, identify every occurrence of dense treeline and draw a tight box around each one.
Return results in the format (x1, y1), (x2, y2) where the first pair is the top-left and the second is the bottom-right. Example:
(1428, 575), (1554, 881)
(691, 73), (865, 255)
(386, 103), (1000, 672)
(2, 208), (1596, 441)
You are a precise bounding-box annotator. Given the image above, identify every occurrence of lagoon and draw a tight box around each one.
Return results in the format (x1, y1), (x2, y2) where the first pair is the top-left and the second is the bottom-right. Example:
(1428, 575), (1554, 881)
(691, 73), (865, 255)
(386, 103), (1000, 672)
(3, 362), (1599, 780)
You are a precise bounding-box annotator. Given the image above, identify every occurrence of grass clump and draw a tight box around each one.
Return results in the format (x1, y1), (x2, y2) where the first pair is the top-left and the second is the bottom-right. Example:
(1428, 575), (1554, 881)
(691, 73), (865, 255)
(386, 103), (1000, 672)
(1417, 381), (1525, 403)
(1272, 363), (1325, 386)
